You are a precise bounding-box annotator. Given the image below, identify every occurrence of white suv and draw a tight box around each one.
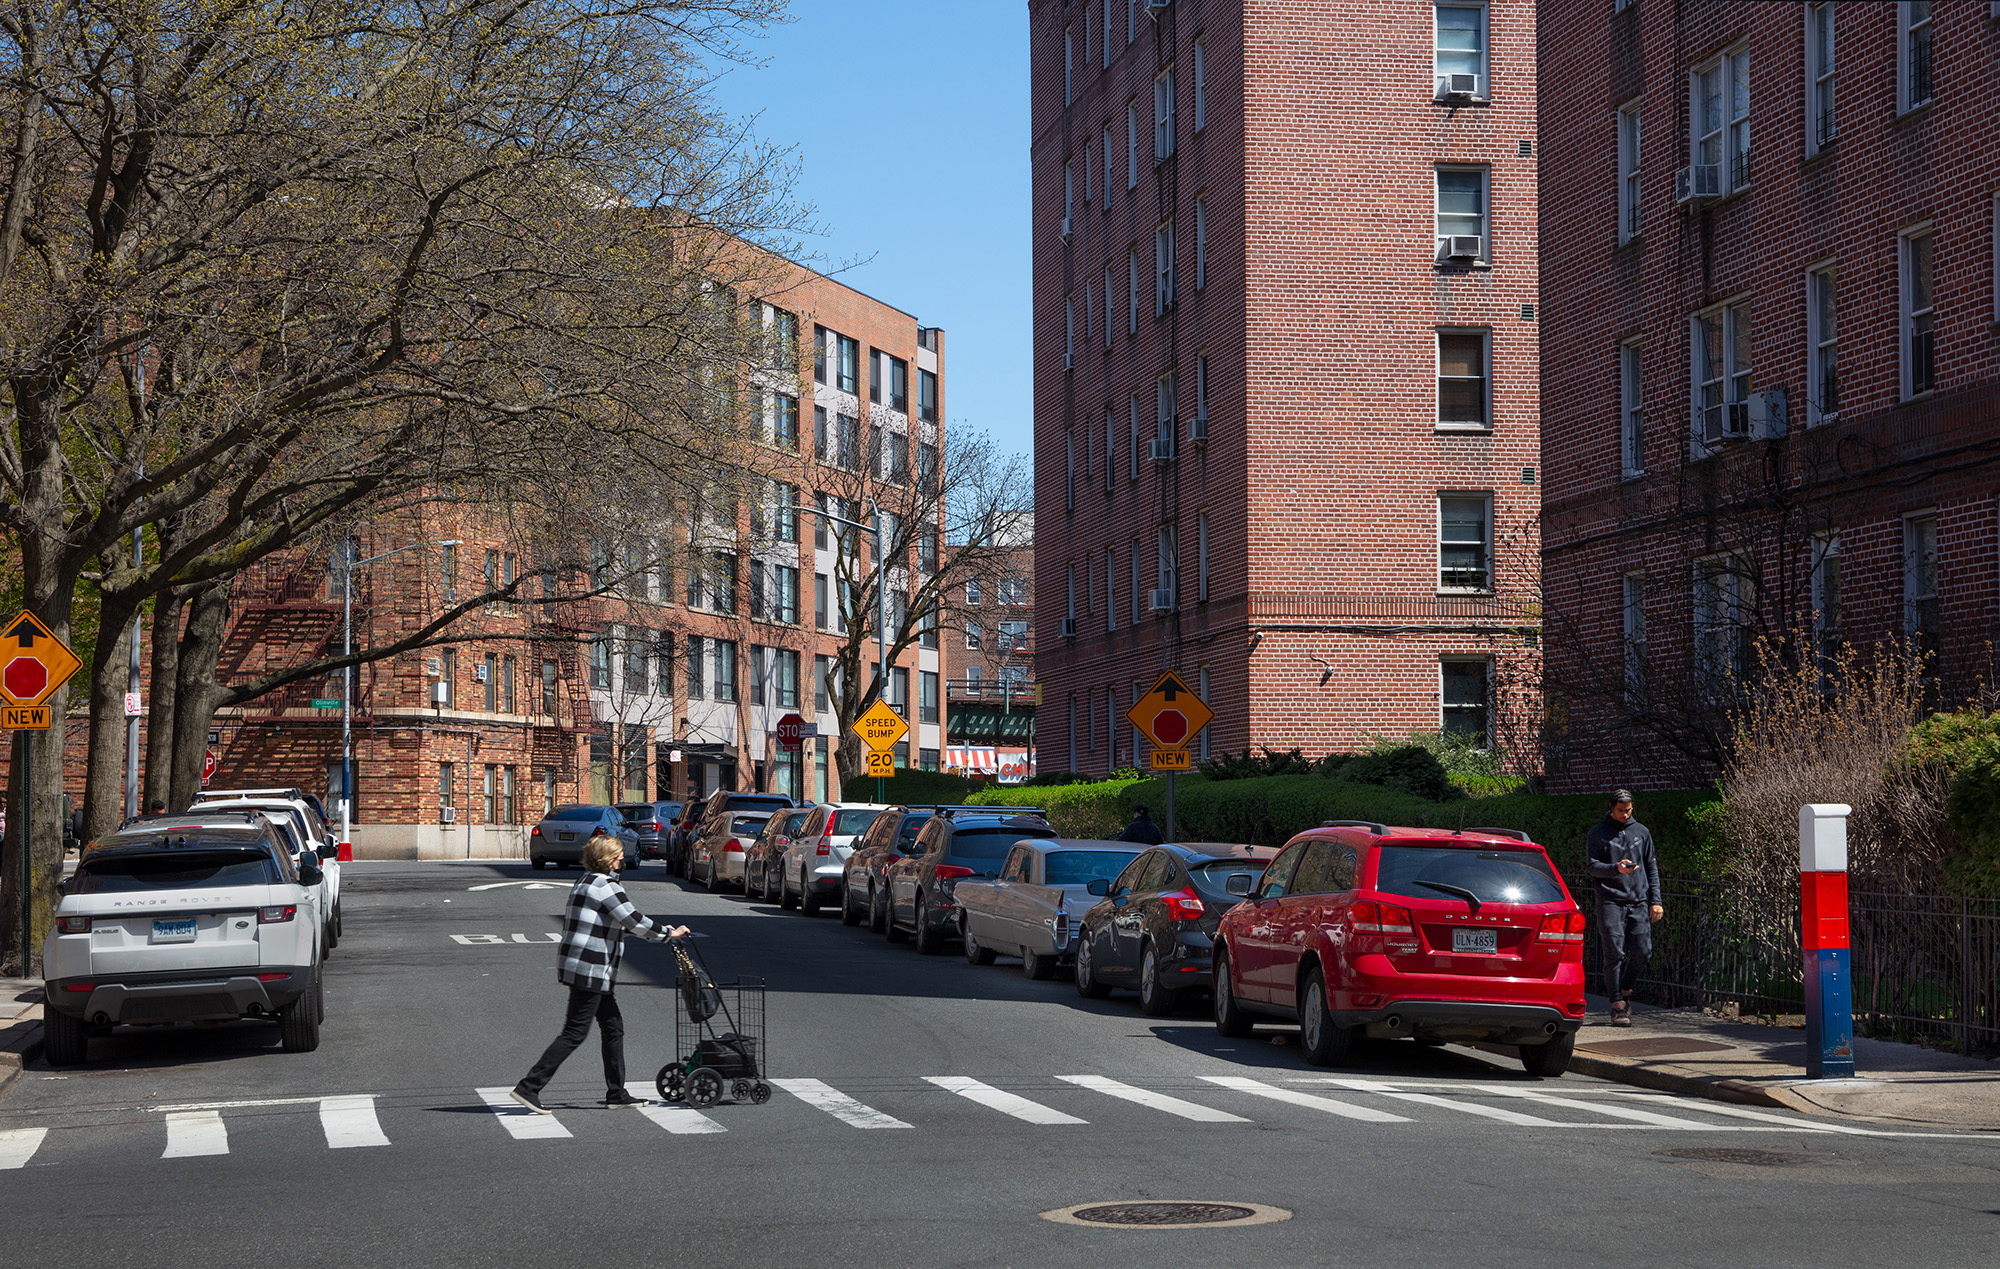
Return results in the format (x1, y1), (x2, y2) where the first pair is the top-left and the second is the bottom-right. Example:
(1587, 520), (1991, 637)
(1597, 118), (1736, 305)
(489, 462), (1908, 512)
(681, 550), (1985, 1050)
(780, 803), (889, 916)
(194, 794), (342, 949)
(42, 819), (327, 1064)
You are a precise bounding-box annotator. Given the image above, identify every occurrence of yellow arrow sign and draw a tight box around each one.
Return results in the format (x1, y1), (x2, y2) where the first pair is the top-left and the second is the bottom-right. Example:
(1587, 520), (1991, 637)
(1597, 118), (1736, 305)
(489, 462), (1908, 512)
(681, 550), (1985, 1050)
(854, 698), (910, 752)
(1124, 670), (1214, 752)
(0, 611), (83, 709)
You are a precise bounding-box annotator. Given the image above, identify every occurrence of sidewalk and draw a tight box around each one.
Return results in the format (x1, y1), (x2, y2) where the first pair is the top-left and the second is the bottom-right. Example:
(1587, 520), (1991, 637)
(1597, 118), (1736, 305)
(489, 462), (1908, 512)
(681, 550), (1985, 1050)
(1493, 994), (2000, 1131)
(0, 977), (44, 1099)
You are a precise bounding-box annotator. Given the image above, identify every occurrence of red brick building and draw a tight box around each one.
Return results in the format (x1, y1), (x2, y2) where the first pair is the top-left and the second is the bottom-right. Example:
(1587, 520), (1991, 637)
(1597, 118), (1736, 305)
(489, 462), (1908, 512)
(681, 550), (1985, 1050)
(1538, 0), (2000, 793)
(1030, 0), (1543, 775)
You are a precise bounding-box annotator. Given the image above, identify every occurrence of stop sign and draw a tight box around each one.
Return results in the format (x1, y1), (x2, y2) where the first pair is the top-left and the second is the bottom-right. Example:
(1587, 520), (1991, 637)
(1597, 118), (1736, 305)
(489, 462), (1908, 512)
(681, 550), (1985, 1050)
(3, 658), (46, 702)
(775, 713), (804, 751)
(1151, 709), (1189, 746)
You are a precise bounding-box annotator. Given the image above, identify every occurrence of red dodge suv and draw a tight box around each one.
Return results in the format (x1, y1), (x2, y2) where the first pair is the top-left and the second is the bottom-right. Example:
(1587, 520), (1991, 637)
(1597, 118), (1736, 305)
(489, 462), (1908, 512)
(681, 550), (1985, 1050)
(1211, 821), (1587, 1075)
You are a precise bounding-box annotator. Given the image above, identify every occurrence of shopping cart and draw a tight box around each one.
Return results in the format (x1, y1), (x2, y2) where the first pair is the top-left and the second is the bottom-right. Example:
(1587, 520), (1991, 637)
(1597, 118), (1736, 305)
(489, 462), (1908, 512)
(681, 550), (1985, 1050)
(655, 937), (770, 1109)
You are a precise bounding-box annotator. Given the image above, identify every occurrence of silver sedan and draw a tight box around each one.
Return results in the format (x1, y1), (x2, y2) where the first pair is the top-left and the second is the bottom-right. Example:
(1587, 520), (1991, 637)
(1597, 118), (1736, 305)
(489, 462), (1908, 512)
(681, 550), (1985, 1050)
(954, 838), (1143, 979)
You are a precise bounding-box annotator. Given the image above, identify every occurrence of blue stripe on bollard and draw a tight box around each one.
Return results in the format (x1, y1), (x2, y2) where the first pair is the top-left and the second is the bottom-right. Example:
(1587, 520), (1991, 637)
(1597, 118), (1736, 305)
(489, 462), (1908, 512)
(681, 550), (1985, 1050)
(1803, 946), (1855, 1078)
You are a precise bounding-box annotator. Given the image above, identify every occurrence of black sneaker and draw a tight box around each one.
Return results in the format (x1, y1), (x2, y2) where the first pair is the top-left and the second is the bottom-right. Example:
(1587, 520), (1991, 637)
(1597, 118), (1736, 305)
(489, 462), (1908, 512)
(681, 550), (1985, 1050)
(602, 1088), (648, 1108)
(510, 1085), (551, 1115)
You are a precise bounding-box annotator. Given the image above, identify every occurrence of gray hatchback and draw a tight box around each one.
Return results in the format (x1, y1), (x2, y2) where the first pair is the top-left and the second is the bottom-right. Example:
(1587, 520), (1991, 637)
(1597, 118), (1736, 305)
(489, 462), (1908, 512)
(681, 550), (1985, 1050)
(529, 805), (640, 870)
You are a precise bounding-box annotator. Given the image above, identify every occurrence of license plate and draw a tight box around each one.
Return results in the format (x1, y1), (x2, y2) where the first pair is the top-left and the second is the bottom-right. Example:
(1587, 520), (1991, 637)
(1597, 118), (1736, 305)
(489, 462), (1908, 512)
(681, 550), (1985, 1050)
(558, 832), (575, 842)
(152, 918), (198, 943)
(1452, 927), (1498, 955)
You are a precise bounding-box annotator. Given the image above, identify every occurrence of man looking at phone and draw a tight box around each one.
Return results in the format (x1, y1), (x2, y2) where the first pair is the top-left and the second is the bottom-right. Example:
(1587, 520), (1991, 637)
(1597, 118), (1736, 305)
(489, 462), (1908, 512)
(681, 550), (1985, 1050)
(1585, 789), (1662, 1028)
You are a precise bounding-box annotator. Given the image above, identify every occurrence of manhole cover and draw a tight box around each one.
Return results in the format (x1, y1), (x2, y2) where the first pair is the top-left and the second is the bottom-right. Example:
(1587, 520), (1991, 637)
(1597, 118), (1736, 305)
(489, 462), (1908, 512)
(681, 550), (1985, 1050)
(1656, 1148), (1806, 1167)
(1041, 1201), (1291, 1229)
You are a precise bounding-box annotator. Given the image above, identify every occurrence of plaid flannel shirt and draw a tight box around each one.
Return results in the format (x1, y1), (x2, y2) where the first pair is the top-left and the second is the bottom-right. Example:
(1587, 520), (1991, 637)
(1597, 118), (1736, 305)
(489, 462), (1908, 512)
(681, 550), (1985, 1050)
(555, 872), (671, 992)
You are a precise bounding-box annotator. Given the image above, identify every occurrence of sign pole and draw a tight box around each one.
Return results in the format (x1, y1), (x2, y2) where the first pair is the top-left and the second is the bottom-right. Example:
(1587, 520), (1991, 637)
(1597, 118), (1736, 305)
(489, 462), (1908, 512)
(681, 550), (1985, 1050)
(1165, 770), (1175, 843)
(18, 730), (31, 976)
(1799, 803), (1855, 1079)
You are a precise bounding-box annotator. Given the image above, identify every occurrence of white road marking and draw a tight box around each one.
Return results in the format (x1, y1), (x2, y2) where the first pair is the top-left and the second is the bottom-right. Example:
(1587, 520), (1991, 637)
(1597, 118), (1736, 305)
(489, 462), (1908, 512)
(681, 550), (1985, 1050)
(627, 1084), (727, 1134)
(1311, 1078), (1567, 1126)
(319, 1095), (390, 1148)
(1474, 1085), (1742, 1129)
(769, 1078), (912, 1129)
(1612, 1094), (1853, 1134)
(147, 1097), (324, 1112)
(1057, 1075), (1249, 1123)
(163, 1110), (230, 1158)
(0, 1127), (48, 1169)
(476, 1086), (573, 1140)
(925, 1076), (1089, 1125)
(1201, 1075), (1412, 1123)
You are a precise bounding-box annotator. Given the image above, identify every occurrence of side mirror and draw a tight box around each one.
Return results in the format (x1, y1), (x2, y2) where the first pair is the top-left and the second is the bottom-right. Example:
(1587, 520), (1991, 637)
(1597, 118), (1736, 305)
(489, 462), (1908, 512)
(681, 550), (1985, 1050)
(56, 876), (69, 897)
(299, 861), (324, 886)
(1086, 878), (1110, 897)
(1226, 873), (1253, 897)
(319, 844), (338, 862)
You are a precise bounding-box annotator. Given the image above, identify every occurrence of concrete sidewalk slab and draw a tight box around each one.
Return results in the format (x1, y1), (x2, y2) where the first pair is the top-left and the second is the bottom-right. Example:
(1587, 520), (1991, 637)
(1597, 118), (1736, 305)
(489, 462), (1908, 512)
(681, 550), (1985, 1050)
(0, 977), (44, 1099)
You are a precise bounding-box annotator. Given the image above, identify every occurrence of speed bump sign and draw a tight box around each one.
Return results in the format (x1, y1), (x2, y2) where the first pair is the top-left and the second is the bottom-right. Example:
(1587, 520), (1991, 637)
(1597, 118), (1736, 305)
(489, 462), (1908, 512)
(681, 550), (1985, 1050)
(854, 698), (910, 752)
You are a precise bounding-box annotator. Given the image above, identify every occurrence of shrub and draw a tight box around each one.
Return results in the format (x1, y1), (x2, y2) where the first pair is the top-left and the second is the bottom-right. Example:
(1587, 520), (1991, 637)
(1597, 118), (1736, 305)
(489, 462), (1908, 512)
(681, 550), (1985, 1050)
(1344, 745), (1459, 801)
(967, 777), (1146, 839)
(1452, 774), (1528, 799)
(865, 769), (979, 806)
(1368, 730), (1505, 780)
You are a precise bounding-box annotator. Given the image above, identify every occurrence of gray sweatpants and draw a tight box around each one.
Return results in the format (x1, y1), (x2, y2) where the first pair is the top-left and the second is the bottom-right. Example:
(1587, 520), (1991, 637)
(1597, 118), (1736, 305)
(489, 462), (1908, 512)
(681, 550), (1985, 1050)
(1597, 898), (1652, 998)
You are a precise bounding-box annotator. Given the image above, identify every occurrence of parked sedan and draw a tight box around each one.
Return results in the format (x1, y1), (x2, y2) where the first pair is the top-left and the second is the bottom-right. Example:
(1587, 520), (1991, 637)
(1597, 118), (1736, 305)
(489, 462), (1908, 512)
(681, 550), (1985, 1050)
(746, 807), (813, 902)
(680, 792), (794, 877)
(1073, 843), (1278, 1015)
(779, 802), (887, 915)
(689, 811), (774, 892)
(955, 839), (1143, 979)
(884, 813), (1059, 954)
(529, 805), (639, 870)
(1210, 823), (1587, 1073)
(618, 800), (683, 867)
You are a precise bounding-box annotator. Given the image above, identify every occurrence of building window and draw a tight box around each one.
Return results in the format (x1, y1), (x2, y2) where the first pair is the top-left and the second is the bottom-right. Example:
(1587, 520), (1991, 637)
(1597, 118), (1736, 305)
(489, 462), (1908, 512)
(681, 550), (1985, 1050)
(1129, 540), (1142, 625)
(1617, 340), (1644, 477)
(1082, 279), (1092, 341)
(1104, 0), (1113, 65)
(501, 766), (517, 824)
(713, 640), (737, 702)
(1082, 142), (1092, 205)
(588, 637), (609, 689)
(998, 574), (1029, 606)
(837, 335), (859, 393)
(1156, 524), (1177, 606)
(920, 670), (939, 724)
(654, 631), (674, 695)
(1065, 294), (1075, 366)
(1102, 124), (1114, 205)
(1193, 37), (1205, 131)
(1064, 160), (1074, 225)
(542, 768), (556, 814)
(1807, 3), (1836, 152)
(1808, 266), (1838, 424)
(1693, 554), (1754, 697)
(1692, 48), (1751, 194)
(1438, 494), (1492, 592)
(502, 654), (516, 713)
(815, 654), (830, 712)
(540, 659), (557, 715)
(1128, 396), (1141, 479)
(965, 621), (982, 651)
(1901, 230), (1934, 398)
(1617, 103), (1642, 243)
(1126, 0), (1136, 44)
(1194, 198), (1207, 289)
(1898, 2), (1932, 114)
(813, 324), (828, 383)
(1622, 575), (1646, 708)
(1064, 25), (1073, 105)
(1905, 514), (1939, 637)
(1440, 659), (1491, 745)
(484, 652), (498, 711)
(1197, 510), (1210, 602)
(1155, 373), (1174, 449)
(686, 634), (705, 699)
(483, 765), (497, 823)
(1433, 3), (1487, 98)
(1435, 167), (1488, 264)
(1101, 266), (1114, 347)
(1812, 535), (1842, 674)
(774, 393), (799, 450)
(768, 305), (798, 370)
(1437, 329), (1490, 429)
(440, 544), (457, 604)
(1066, 429), (1076, 509)
(624, 630), (648, 696)
(1105, 545), (1117, 631)
(1127, 252), (1139, 334)
(919, 368), (938, 422)
(776, 648), (801, 709)
(1126, 102), (1138, 188)
(1691, 300), (1752, 447)
(1154, 67), (1175, 161)
(439, 763), (455, 819)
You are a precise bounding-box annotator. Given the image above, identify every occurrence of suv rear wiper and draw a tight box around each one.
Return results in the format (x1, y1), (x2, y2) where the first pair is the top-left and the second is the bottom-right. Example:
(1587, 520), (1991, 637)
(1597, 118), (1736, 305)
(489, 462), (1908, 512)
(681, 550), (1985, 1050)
(1415, 880), (1482, 915)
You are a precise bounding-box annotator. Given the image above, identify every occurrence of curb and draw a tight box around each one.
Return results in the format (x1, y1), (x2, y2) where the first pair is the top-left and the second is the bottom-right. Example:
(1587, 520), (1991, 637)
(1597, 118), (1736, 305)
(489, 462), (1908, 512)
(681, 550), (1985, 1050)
(1469, 1041), (1790, 1109)
(0, 1023), (41, 1100)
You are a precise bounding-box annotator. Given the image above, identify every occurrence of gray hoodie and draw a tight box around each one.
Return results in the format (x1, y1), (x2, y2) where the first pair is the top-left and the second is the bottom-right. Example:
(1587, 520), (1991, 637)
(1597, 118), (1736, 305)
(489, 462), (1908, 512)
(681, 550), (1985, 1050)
(1585, 814), (1661, 906)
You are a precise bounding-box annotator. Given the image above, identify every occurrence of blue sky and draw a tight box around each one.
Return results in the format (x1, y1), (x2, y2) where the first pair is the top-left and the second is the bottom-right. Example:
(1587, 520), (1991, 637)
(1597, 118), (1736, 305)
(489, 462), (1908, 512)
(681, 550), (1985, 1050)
(708, 2), (1032, 462)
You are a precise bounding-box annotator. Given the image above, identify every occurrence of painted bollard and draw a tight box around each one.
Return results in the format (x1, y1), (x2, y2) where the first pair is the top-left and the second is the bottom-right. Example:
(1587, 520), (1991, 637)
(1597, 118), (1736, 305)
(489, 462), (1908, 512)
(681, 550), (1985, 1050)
(1799, 803), (1855, 1079)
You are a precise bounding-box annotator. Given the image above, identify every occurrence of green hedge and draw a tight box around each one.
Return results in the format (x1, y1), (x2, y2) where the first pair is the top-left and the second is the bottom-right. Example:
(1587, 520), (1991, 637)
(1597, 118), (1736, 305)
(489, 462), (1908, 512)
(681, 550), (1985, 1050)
(972, 774), (1722, 877)
(860, 769), (982, 806)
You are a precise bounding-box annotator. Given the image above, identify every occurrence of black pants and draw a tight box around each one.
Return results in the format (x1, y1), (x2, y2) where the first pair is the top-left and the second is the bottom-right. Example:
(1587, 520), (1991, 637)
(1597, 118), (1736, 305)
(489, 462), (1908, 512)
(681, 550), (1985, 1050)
(520, 985), (625, 1097)
(1597, 899), (1653, 998)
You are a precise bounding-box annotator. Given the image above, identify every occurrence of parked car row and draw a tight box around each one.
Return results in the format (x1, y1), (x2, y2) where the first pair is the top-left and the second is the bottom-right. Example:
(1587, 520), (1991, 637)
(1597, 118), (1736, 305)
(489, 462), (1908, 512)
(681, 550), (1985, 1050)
(695, 803), (1590, 1076)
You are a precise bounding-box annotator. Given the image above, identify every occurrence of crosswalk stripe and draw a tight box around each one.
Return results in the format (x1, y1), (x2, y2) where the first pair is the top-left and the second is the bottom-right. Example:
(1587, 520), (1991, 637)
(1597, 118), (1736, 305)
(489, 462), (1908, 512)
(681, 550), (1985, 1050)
(319, 1095), (390, 1149)
(1058, 1075), (1249, 1123)
(1617, 1094), (1851, 1134)
(0, 1127), (48, 1169)
(1201, 1075), (1412, 1123)
(163, 1110), (230, 1158)
(769, 1078), (912, 1129)
(627, 1084), (727, 1134)
(925, 1076), (1089, 1125)
(1312, 1078), (1566, 1126)
(1474, 1085), (1738, 1129)
(475, 1086), (573, 1140)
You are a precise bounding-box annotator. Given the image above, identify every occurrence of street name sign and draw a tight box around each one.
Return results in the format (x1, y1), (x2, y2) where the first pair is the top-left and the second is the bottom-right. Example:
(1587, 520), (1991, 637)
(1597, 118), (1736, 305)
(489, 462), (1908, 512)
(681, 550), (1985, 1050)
(0, 611), (83, 709)
(1149, 748), (1191, 771)
(1124, 670), (1214, 751)
(855, 699), (909, 752)
(865, 749), (896, 778)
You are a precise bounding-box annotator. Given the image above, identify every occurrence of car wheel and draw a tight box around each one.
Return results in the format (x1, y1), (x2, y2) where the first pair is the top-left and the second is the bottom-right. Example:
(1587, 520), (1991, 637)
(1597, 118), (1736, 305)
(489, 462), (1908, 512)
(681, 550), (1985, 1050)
(325, 919), (338, 954)
(913, 897), (945, 954)
(1213, 947), (1254, 1037)
(883, 889), (909, 944)
(334, 902), (343, 940)
(1139, 942), (1181, 1016)
(42, 1007), (89, 1067)
(867, 884), (889, 934)
(963, 925), (996, 966)
(779, 867), (799, 910)
(532, 858), (547, 871)
(765, 864), (785, 905)
(1073, 931), (1111, 998)
(801, 870), (823, 916)
(280, 970), (324, 1053)
(1298, 973), (1354, 1067)
(1021, 947), (1058, 980)
(840, 879), (863, 926)
(1521, 1030), (1576, 1078)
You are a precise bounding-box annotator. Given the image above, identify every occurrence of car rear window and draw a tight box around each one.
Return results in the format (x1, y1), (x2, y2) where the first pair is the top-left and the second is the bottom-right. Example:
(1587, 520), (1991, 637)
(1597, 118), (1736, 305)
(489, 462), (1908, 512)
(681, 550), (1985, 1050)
(727, 796), (792, 812)
(730, 814), (770, 834)
(1042, 850), (1140, 885)
(550, 807), (605, 821)
(831, 809), (879, 834)
(1189, 859), (1270, 896)
(72, 849), (281, 893)
(617, 804), (657, 820)
(1373, 845), (1566, 906)
(948, 827), (1059, 859)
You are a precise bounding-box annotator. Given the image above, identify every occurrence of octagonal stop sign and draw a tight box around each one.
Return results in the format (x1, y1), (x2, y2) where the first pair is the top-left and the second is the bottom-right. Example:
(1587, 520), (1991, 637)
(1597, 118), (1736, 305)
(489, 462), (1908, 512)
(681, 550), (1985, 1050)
(1151, 710), (1188, 746)
(4, 657), (46, 702)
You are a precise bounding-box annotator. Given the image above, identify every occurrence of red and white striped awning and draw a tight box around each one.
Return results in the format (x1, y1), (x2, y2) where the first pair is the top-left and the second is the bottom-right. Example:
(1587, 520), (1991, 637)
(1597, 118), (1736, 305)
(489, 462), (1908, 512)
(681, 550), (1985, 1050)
(946, 748), (1037, 777)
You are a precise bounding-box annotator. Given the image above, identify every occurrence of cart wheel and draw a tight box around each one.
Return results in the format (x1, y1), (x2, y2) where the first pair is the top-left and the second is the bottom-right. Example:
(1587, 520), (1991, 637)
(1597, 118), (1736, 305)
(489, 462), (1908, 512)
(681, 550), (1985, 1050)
(731, 1078), (754, 1104)
(751, 1082), (772, 1105)
(656, 1066), (686, 1102)
(685, 1068), (724, 1109)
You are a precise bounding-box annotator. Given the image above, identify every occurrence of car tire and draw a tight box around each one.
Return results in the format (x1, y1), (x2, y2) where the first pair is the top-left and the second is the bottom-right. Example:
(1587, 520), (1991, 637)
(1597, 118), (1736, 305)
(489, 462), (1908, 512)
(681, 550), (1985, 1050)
(840, 880), (863, 926)
(801, 870), (823, 916)
(1021, 947), (1058, 980)
(883, 890), (909, 944)
(1213, 947), (1254, 1037)
(334, 902), (343, 941)
(1298, 973), (1354, 1067)
(779, 869), (798, 910)
(280, 970), (323, 1053)
(325, 919), (338, 954)
(913, 897), (945, 954)
(42, 1007), (89, 1067)
(867, 884), (888, 934)
(766, 865), (785, 905)
(963, 926), (996, 966)
(1521, 1031), (1576, 1078)
(532, 858), (547, 871)
(1073, 931), (1111, 998)
(1139, 942), (1181, 1016)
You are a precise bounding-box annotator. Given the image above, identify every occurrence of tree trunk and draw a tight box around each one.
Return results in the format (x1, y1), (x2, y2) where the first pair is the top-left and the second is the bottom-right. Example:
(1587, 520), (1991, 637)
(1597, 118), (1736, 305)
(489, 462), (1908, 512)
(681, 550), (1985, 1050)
(80, 593), (139, 840)
(168, 579), (233, 808)
(143, 589), (183, 810)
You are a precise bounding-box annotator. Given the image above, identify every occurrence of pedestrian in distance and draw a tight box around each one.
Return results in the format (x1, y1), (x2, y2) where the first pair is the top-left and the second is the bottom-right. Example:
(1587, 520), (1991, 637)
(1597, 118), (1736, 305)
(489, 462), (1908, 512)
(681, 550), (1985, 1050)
(149, 799), (167, 814)
(512, 832), (688, 1113)
(1117, 803), (1166, 846)
(1585, 789), (1662, 1028)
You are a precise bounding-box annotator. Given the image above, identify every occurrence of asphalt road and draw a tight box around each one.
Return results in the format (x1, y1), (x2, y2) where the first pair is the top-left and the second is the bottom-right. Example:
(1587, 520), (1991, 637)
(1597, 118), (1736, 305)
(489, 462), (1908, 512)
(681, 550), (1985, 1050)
(4, 861), (1997, 1267)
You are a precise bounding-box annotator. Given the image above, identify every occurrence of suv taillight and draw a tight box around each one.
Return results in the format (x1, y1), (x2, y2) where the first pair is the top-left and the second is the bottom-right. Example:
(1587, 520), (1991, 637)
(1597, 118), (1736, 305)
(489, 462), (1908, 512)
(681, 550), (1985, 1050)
(1161, 886), (1206, 922)
(57, 915), (91, 934)
(258, 905), (297, 923)
(1349, 899), (1418, 951)
(933, 865), (975, 882)
(643, 822), (661, 831)
(815, 831), (833, 856)
(1538, 911), (1588, 943)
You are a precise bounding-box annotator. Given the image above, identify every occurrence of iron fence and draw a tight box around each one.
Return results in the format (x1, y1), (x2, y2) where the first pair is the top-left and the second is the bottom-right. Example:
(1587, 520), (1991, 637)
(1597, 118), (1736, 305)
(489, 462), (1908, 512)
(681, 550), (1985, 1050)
(1567, 875), (2000, 1057)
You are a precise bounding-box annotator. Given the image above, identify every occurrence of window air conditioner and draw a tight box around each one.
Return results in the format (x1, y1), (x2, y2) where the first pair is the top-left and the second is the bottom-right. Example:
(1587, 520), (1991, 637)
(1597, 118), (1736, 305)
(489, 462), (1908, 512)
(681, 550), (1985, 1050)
(1447, 235), (1483, 260)
(1437, 73), (1479, 99)
(1149, 589), (1176, 613)
(1059, 616), (1078, 638)
(474, 663), (488, 682)
(1149, 436), (1176, 463)
(431, 682), (449, 705)
(1675, 164), (1722, 204)
(440, 806), (456, 824)
(1060, 215), (1073, 242)
(1189, 416), (1208, 444)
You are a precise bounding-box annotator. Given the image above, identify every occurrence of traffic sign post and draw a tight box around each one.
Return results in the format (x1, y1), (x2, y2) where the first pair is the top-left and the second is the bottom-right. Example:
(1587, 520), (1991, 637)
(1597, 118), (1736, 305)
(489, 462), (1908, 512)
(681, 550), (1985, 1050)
(1124, 672), (1215, 842)
(2, 612), (84, 976)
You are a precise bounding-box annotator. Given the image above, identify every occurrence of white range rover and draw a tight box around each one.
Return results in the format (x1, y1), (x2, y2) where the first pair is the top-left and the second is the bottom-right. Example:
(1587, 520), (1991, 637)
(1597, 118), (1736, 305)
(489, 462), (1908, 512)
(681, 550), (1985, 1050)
(42, 817), (327, 1065)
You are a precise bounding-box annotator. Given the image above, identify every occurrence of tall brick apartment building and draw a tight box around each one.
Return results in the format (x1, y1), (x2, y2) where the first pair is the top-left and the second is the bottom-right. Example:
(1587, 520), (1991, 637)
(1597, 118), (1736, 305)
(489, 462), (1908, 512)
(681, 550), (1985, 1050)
(1030, 0), (1542, 775)
(131, 262), (951, 858)
(1538, 1), (2000, 793)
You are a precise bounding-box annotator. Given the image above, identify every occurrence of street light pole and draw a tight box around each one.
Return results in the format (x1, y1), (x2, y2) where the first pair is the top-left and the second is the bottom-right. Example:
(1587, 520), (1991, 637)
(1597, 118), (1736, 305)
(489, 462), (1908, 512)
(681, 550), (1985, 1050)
(805, 502), (887, 800)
